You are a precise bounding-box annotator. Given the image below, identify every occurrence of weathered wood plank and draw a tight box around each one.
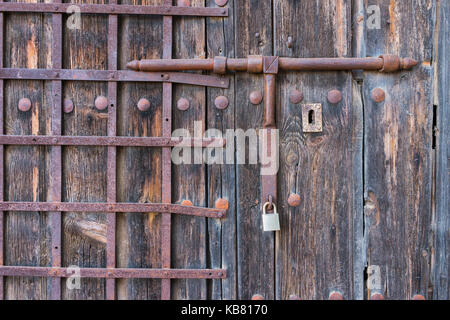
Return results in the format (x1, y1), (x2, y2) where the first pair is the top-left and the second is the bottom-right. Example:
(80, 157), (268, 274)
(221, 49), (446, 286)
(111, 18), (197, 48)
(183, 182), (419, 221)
(362, 0), (435, 300)
(116, 0), (164, 300)
(433, 0), (449, 300)
(171, 0), (207, 300)
(4, 4), (52, 299)
(61, 0), (108, 299)
(205, 0), (236, 300)
(274, 0), (359, 300)
(235, 0), (274, 300)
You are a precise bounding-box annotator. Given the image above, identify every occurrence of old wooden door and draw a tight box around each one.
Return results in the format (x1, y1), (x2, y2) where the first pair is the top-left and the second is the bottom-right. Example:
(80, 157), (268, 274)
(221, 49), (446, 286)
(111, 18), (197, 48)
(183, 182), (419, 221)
(0, 0), (447, 300)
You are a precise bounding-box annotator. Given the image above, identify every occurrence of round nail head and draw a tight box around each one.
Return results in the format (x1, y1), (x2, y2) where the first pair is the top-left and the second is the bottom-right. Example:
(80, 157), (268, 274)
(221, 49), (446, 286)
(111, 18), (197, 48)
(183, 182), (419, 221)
(289, 295), (301, 300)
(252, 294), (264, 300)
(177, 98), (190, 111)
(177, 0), (190, 7)
(137, 98), (151, 112)
(328, 90), (342, 104)
(181, 200), (193, 207)
(288, 194), (301, 207)
(329, 292), (343, 300)
(18, 98), (32, 112)
(94, 96), (108, 111)
(413, 295), (426, 300)
(215, 198), (229, 210)
(371, 88), (386, 103)
(249, 91), (263, 105)
(215, 96), (229, 110)
(63, 99), (74, 113)
(215, 0), (228, 7)
(289, 89), (304, 104)
(371, 293), (385, 300)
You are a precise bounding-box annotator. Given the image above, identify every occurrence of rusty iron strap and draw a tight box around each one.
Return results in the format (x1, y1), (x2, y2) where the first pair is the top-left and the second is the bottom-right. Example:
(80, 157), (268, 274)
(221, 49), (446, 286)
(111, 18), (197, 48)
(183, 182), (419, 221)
(0, 202), (226, 219)
(127, 55), (418, 73)
(0, 3), (228, 17)
(0, 68), (229, 88)
(0, 135), (225, 147)
(0, 266), (227, 279)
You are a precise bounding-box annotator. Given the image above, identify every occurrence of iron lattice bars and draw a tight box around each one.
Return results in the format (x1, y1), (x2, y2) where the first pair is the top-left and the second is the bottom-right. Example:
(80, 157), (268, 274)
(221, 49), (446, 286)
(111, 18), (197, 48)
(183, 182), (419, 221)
(0, 1), (229, 300)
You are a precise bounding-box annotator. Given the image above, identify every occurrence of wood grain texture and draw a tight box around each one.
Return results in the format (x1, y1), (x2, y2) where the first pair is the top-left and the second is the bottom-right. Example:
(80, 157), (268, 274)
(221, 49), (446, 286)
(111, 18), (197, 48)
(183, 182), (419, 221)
(205, 0), (236, 300)
(362, 0), (435, 300)
(274, 0), (361, 300)
(3, 4), (52, 300)
(116, 0), (163, 300)
(61, 0), (108, 299)
(433, 0), (449, 300)
(171, 0), (207, 300)
(235, 0), (274, 300)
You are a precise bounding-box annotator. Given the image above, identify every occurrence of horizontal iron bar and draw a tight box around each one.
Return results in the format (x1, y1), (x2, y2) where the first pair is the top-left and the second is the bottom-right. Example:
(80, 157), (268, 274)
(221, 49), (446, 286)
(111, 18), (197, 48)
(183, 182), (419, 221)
(0, 68), (229, 88)
(0, 135), (225, 148)
(0, 266), (227, 279)
(0, 3), (228, 17)
(0, 202), (226, 219)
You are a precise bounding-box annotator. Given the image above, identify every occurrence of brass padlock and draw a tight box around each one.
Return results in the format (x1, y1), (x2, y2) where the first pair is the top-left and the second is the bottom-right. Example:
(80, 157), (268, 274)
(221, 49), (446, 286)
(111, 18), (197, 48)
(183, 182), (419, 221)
(262, 202), (280, 232)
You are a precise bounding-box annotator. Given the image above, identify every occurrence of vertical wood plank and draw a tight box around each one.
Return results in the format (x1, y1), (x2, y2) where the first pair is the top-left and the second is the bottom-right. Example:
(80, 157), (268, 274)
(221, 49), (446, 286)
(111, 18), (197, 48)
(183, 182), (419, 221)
(172, 0), (207, 300)
(205, 0), (236, 300)
(274, 0), (359, 300)
(62, 0), (108, 299)
(235, 0), (274, 300)
(4, 1), (52, 299)
(116, 0), (163, 300)
(0, 0), (4, 301)
(362, 0), (435, 300)
(434, 0), (449, 300)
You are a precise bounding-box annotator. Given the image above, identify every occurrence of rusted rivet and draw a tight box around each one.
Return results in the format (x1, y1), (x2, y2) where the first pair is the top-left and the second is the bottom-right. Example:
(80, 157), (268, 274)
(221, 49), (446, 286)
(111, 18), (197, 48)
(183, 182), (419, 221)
(288, 194), (301, 207)
(181, 200), (193, 207)
(287, 36), (293, 48)
(215, 0), (228, 6)
(329, 292), (343, 300)
(413, 295), (426, 300)
(327, 90), (342, 104)
(63, 99), (74, 113)
(214, 96), (229, 110)
(217, 272), (223, 277)
(370, 293), (385, 300)
(18, 98), (32, 112)
(371, 88), (386, 103)
(108, 272), (113, 277)
(94, 96), (108, 111)
(252, 294), (264, 300)
(289, 89), (304, 104)
(249, 91), (263, 105)
(177, 0), (190, 7)
(137, 98), (151, 112)
(162, 74), (170, 81)
(177, 98), (190, 111)
(215, 198), (229, 210)
(289, 295), (301, 300)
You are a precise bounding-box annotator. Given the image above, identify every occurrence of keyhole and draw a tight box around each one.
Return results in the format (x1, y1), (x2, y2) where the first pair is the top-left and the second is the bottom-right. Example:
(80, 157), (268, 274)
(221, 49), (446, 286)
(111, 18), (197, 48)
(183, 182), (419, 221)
(308, 110), (315, 124)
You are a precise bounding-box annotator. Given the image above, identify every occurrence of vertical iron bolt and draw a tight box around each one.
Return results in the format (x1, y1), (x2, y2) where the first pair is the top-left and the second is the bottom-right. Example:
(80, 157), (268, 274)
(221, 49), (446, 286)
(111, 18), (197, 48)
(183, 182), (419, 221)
(370, 293), (385, 300)
(94, 96), (108, 111)
(18, 98), (32, 112)
(327, 90), (342, 104)
(63, 99), (74, 113)
(215, 0), (228, 6)
(177, 98), (190, 111)
(249, 91), (263, 105)
(288, 194), (301, 207)
(371, 88), (386, 103)
(137, 98), (151, 112)
(214, 96), (229, 110)
(251, 294), (264, 300)
(289, 89), (304, 104)
(329, 292), (343, 300)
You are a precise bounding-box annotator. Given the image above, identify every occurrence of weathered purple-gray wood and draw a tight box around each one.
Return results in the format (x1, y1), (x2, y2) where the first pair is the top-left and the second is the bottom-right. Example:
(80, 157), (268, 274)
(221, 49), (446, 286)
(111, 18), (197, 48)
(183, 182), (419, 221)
(434, 0), (449, 300)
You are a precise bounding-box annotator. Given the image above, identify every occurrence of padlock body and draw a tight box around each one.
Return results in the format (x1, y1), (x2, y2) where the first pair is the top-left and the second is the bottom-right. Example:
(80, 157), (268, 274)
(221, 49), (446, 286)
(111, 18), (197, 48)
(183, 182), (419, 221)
(262, 213), (280, 232)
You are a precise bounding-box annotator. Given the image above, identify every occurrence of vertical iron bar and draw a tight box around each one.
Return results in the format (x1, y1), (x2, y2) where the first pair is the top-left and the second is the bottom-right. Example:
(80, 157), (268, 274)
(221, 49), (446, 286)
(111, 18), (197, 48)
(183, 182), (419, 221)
(106, 0), (118, 300)
(0, 0), (4, 301)
(50, 0), (62, 300)
(161, 0), (173, 301)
